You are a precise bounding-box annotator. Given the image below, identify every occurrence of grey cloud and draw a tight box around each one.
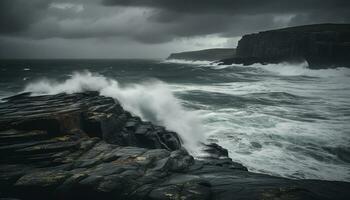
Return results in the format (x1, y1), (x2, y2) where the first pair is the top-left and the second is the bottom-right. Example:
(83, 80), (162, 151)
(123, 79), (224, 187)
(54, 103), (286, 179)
(1, 0), (350, 44)
(0, 0), (53, 34)
(101, 0), (350, 42)
(1, 0), (350, 58)
(102, 0), (350, 15)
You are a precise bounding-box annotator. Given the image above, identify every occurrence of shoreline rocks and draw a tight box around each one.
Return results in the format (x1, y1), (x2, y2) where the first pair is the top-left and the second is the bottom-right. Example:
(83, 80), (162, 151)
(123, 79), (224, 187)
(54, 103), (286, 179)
(166, 24), (350, 69)
(0, 92), (349, 199)
(219, 23), (350, 69)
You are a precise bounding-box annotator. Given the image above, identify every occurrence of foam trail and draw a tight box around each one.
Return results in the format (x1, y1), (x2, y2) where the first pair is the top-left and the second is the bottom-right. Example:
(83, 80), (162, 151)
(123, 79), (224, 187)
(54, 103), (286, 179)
(248, 61), (350, 77)
(162, 59), (213, 66)
(24, 71), (205, 155)
(162, 59), (246, 70)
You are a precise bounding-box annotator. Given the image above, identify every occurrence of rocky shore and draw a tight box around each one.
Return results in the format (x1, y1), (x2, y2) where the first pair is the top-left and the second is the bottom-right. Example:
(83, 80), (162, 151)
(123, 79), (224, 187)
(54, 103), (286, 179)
(166, 24), (350, 69)
(219, 24), (350, 69)
(0, 92), (349, 200)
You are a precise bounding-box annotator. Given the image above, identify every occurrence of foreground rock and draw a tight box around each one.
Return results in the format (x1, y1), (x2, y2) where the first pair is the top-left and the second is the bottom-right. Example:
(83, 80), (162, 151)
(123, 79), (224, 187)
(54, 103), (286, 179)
(0, 92), (349, 200)
(167, 48), (235, 61)
(219, 23), (350, 69)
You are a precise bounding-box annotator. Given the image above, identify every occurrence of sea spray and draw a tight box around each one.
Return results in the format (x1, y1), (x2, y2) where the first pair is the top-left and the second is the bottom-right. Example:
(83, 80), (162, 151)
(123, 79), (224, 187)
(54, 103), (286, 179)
(162, 59), (214, 66)
(2, 59), (349, 181)
(247, 61), (350, 77)
(165, 59), (350, 77)
(24, 71), (205, 155)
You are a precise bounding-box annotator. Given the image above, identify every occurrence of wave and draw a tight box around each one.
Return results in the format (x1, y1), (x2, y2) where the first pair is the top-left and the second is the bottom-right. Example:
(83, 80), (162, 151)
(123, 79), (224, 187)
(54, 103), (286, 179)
(24, 71), (205, 155)
(246, 62), (350, 77)
(162, 59), (213, 66)
(162, 59), (249, 71)
(201, 106), (350, 181)
(165, 59), (350, 78)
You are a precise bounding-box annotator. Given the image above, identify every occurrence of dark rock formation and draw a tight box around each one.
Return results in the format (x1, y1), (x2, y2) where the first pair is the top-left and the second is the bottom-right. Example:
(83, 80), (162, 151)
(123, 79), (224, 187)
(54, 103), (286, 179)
(219, 23), (350, 69)
(167, 48), (235, 61)
(0, 92), (350, 200)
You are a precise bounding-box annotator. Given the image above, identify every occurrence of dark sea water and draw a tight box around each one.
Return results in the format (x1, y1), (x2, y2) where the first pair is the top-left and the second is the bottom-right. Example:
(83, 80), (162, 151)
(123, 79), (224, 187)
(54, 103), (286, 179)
(0, 59), (350, 182)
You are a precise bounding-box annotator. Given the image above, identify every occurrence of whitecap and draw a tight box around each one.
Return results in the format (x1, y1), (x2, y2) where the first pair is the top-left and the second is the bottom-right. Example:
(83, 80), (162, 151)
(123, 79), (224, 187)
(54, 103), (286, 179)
(247, 61), (350, 78)
(24, 71), (205, 155)
(162, 59), (213, 66)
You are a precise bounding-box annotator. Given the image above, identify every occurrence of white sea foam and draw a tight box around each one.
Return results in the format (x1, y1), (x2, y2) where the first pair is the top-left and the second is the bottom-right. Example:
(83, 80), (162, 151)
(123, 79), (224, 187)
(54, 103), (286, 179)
(166, 60), (350, 181)
(247, 61), (350, 77)
(162, 59), (246, 70)
(162, 59), (213, 66)
(202, 107), (350, 181)
(168, 59), (350, 78)
(24, 71), (205, 155)
(17, 61), (350, 181)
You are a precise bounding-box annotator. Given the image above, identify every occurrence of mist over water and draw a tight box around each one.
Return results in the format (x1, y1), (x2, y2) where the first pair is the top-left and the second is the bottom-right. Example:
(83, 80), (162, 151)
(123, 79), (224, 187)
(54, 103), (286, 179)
(0, 59), (349, 181)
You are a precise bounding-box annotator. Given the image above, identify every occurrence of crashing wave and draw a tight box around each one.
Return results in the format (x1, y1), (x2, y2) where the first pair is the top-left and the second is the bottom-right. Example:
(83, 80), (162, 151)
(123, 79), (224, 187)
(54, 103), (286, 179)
(24, 71), (205, 155)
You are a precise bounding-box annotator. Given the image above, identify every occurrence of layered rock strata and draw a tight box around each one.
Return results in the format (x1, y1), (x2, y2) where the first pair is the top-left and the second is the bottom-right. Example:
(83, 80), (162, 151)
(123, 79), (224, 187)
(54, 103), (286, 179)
(0, 92), (349, 200)
(220, 24), (350, 68)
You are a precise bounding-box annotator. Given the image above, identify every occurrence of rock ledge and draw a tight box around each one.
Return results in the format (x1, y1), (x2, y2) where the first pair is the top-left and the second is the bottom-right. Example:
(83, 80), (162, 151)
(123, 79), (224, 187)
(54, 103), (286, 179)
(0, 92), (349, 200)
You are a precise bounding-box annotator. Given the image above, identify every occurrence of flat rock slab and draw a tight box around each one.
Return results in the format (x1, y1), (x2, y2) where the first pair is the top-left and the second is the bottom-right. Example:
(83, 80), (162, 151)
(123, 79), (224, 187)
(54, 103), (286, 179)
(0, 92), (349, 200)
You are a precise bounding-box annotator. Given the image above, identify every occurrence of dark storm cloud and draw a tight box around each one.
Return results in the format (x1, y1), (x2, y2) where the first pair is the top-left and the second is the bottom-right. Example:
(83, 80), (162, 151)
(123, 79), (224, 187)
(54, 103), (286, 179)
(102, 0), (350, 15)
(0, 0), (53, 34)
(1, 0), (349, 44)
(1, 0), (350, 58)
(103, 0), (350, 42)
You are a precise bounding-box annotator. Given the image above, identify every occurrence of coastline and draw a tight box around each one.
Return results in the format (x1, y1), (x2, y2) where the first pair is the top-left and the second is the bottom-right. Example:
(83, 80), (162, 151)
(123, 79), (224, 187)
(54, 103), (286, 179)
(0, 91), (349, 199)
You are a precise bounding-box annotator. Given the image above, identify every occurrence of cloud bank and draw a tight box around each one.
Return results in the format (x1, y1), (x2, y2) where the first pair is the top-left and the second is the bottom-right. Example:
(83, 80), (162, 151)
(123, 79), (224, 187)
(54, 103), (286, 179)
(0, 0), (349, 58)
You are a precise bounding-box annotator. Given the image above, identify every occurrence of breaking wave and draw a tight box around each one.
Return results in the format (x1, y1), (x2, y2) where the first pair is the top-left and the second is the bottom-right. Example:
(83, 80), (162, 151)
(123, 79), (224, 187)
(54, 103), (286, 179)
(247, 62), (350, 77)
(164, 59), (350, 78)
(24, 71), (205, 155)
(163, 59), (213, 66)
(10, 59), (350, 181)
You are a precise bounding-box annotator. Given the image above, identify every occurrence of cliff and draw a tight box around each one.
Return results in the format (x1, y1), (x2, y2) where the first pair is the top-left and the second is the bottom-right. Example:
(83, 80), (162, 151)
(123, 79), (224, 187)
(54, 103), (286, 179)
(167, 48), (235, 61)
(220, 24), (350, 69)
(1, 92), (350, 200)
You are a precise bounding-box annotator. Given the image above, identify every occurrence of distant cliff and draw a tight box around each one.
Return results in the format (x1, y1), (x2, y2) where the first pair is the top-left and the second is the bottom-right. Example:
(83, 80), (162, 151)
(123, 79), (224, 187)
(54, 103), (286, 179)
(220, 24), (350, 69)
(167, 48), (235, 61)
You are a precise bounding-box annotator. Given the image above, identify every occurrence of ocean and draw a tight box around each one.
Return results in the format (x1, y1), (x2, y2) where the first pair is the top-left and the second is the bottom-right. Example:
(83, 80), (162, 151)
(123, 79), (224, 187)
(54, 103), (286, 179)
(0, 59), (349, 182)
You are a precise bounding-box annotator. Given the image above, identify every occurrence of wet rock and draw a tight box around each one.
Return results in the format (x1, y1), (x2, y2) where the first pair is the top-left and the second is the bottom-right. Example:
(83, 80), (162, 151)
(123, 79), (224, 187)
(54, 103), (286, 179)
(148, 185), (181, 200)
(148, 175), (212, 200)
(220, 24), (350, 69)
(167, 149), (194, 172)
(201, 143), (248, 171)
(203, 143), (229, 157)
(0, 92), (349, 200)
(15, 171), (70, 188)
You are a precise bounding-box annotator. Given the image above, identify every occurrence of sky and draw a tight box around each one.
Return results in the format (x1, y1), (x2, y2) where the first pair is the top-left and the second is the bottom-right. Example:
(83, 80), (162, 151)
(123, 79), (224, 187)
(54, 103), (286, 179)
(0, 0), (349, 59)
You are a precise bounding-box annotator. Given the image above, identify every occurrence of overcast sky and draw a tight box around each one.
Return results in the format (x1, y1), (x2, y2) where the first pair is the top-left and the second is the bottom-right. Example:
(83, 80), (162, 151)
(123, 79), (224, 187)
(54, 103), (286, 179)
(0, 0), (349, 59)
